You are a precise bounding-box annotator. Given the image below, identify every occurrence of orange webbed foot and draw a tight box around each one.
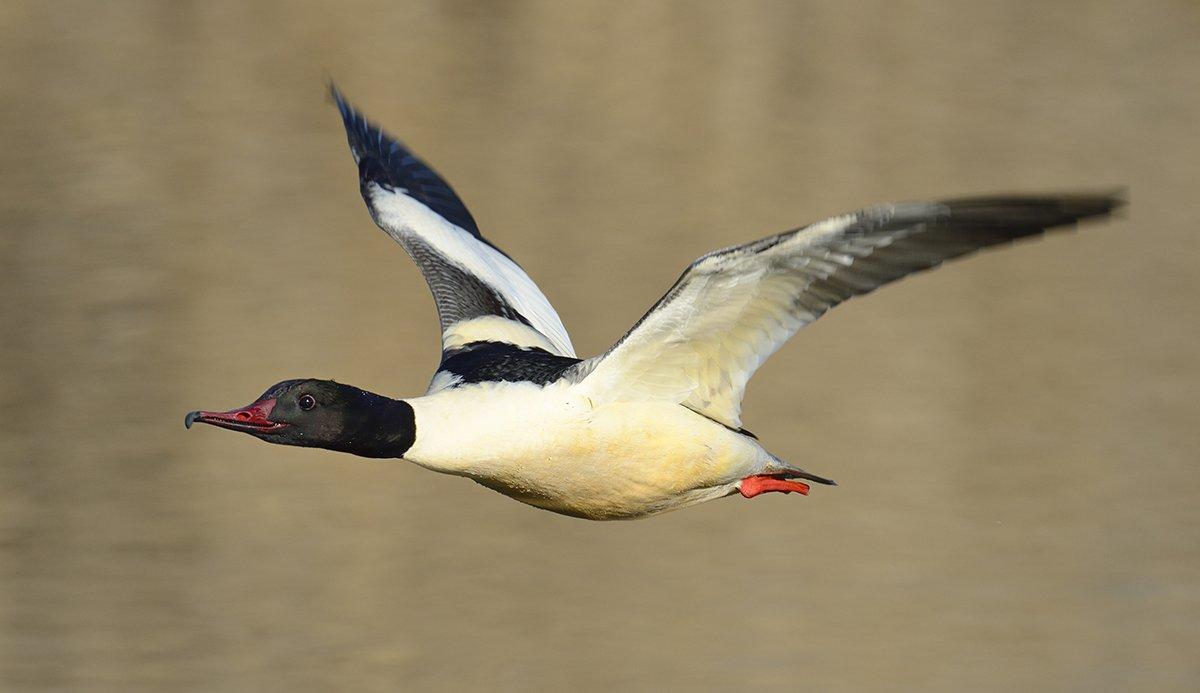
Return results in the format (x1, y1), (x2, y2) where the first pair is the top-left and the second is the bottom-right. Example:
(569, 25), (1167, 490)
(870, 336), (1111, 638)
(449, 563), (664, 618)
(739, 474), (811, 498)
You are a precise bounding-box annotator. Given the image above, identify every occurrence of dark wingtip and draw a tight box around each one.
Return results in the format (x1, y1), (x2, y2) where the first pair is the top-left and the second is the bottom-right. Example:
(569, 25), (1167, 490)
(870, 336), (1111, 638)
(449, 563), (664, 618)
(941, 189), (1129, 231)
(1103, 187), (1130, 218)
(324, 83), (394, 178)
(323, 81), (483, 236)
(325, 83), (395, 198)
(1057, 189), (1128, 221)
(327, 80), (358, 138)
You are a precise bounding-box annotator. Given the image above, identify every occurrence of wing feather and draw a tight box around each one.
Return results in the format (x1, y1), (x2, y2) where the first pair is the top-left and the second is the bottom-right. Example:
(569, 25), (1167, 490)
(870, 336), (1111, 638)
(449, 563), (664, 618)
(331, 85), (575, 358)
(571, 194), (1123, 428)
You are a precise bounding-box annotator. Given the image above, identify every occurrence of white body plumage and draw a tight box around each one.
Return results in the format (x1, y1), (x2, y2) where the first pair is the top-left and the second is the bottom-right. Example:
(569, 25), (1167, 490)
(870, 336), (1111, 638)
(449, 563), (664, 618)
(405, 381), (775, 519)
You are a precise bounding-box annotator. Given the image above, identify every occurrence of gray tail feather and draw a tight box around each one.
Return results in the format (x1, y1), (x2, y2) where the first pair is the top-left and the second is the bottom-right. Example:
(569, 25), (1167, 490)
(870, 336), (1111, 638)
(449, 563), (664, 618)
(785, 469), (837, 486)
(767, 451), (837, 486)
(769, 458), (837, 485)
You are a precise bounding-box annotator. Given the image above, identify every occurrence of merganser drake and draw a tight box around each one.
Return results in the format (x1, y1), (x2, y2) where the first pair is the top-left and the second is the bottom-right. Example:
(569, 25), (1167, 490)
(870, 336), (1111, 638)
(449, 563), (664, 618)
(185, 85), (1123, 520)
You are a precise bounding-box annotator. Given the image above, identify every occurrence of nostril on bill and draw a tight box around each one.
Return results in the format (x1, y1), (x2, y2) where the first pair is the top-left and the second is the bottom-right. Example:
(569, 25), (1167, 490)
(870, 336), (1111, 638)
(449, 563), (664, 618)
(236, 412), (251, 421)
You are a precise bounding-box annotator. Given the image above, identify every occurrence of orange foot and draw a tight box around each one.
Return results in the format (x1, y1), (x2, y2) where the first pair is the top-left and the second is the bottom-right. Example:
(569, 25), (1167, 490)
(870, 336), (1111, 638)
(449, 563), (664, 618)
(739, 474), (810, 499)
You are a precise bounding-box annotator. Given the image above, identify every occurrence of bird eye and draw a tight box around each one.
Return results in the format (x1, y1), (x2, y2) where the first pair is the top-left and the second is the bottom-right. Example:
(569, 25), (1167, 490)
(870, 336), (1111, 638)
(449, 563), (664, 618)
(298, 394), (316, 411)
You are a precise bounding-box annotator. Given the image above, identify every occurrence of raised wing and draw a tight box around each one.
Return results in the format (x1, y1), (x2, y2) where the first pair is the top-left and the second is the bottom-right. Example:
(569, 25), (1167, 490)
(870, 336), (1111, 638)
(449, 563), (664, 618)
(571, 194), (1123, 428)
(331, 85), (575, 359)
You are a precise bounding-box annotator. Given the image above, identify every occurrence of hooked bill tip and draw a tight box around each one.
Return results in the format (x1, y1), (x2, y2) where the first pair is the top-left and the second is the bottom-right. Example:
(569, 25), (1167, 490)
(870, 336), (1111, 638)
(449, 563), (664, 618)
(184, 411), (202, 429)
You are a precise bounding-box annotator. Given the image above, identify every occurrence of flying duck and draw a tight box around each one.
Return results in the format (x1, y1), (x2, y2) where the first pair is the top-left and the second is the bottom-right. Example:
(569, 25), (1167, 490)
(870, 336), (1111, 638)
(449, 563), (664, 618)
(185, 85), (1123, 520)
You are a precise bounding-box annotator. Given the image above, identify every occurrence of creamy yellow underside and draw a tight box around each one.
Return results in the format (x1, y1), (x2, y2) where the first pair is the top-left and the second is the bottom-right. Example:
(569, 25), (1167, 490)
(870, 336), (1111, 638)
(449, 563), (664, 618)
(405, 382), (775, 519)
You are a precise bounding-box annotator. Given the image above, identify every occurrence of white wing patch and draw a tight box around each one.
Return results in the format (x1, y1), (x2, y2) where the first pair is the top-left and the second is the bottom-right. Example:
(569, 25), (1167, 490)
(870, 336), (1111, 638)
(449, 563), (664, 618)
(367, 183), (576, 357)
(574, 214), (859, 428)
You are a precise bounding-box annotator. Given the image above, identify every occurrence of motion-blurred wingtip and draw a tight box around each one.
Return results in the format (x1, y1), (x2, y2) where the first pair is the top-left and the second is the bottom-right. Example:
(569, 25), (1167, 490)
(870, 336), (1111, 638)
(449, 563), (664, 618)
(327, 80), (352, 120)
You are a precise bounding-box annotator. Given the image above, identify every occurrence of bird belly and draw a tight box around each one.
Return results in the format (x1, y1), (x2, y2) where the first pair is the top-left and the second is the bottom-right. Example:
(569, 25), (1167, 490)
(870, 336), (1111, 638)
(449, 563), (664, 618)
(475, 408), (753, 519)
(405, 384), (765, 519)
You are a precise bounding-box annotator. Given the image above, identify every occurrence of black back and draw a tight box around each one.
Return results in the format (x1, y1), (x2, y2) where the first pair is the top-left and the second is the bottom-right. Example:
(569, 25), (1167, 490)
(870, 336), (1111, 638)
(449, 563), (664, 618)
(439, 342), (581, 386)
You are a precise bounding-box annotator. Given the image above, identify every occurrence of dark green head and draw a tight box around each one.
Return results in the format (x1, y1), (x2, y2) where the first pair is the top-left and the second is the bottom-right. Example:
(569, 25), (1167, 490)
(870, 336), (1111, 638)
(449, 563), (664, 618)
(186, 379), (414, 458)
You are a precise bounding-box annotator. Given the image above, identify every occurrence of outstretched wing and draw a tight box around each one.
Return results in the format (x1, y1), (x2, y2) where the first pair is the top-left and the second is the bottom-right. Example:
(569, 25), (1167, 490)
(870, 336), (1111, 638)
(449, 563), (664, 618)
(331, 85), (575, 360)
(569, 194), (1123, 428)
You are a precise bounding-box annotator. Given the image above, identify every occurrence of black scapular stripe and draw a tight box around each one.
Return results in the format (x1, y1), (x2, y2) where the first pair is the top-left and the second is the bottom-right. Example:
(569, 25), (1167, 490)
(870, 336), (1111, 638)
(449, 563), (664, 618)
(439, 342), (581, 385)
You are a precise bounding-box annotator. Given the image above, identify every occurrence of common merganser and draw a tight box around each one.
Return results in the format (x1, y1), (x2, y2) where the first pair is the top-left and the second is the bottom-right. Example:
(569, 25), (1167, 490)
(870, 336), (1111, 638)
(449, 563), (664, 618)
(185, 85), (1123, 520)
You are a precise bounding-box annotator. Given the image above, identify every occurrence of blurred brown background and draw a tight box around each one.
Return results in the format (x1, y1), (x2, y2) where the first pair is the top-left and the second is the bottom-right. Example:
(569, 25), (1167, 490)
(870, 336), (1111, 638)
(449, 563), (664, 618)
(2, 1), (1198, 691)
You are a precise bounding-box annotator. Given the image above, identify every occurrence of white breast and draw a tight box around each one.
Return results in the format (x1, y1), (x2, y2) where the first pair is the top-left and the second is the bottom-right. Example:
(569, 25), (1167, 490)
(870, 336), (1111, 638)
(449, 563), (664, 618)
(405, 381), (589, 475)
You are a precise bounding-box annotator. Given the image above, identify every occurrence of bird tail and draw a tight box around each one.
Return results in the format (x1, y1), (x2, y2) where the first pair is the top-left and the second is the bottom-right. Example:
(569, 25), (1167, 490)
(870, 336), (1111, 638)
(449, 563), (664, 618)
(767, 453), (837, 486)
(784, 467), (837, 486)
